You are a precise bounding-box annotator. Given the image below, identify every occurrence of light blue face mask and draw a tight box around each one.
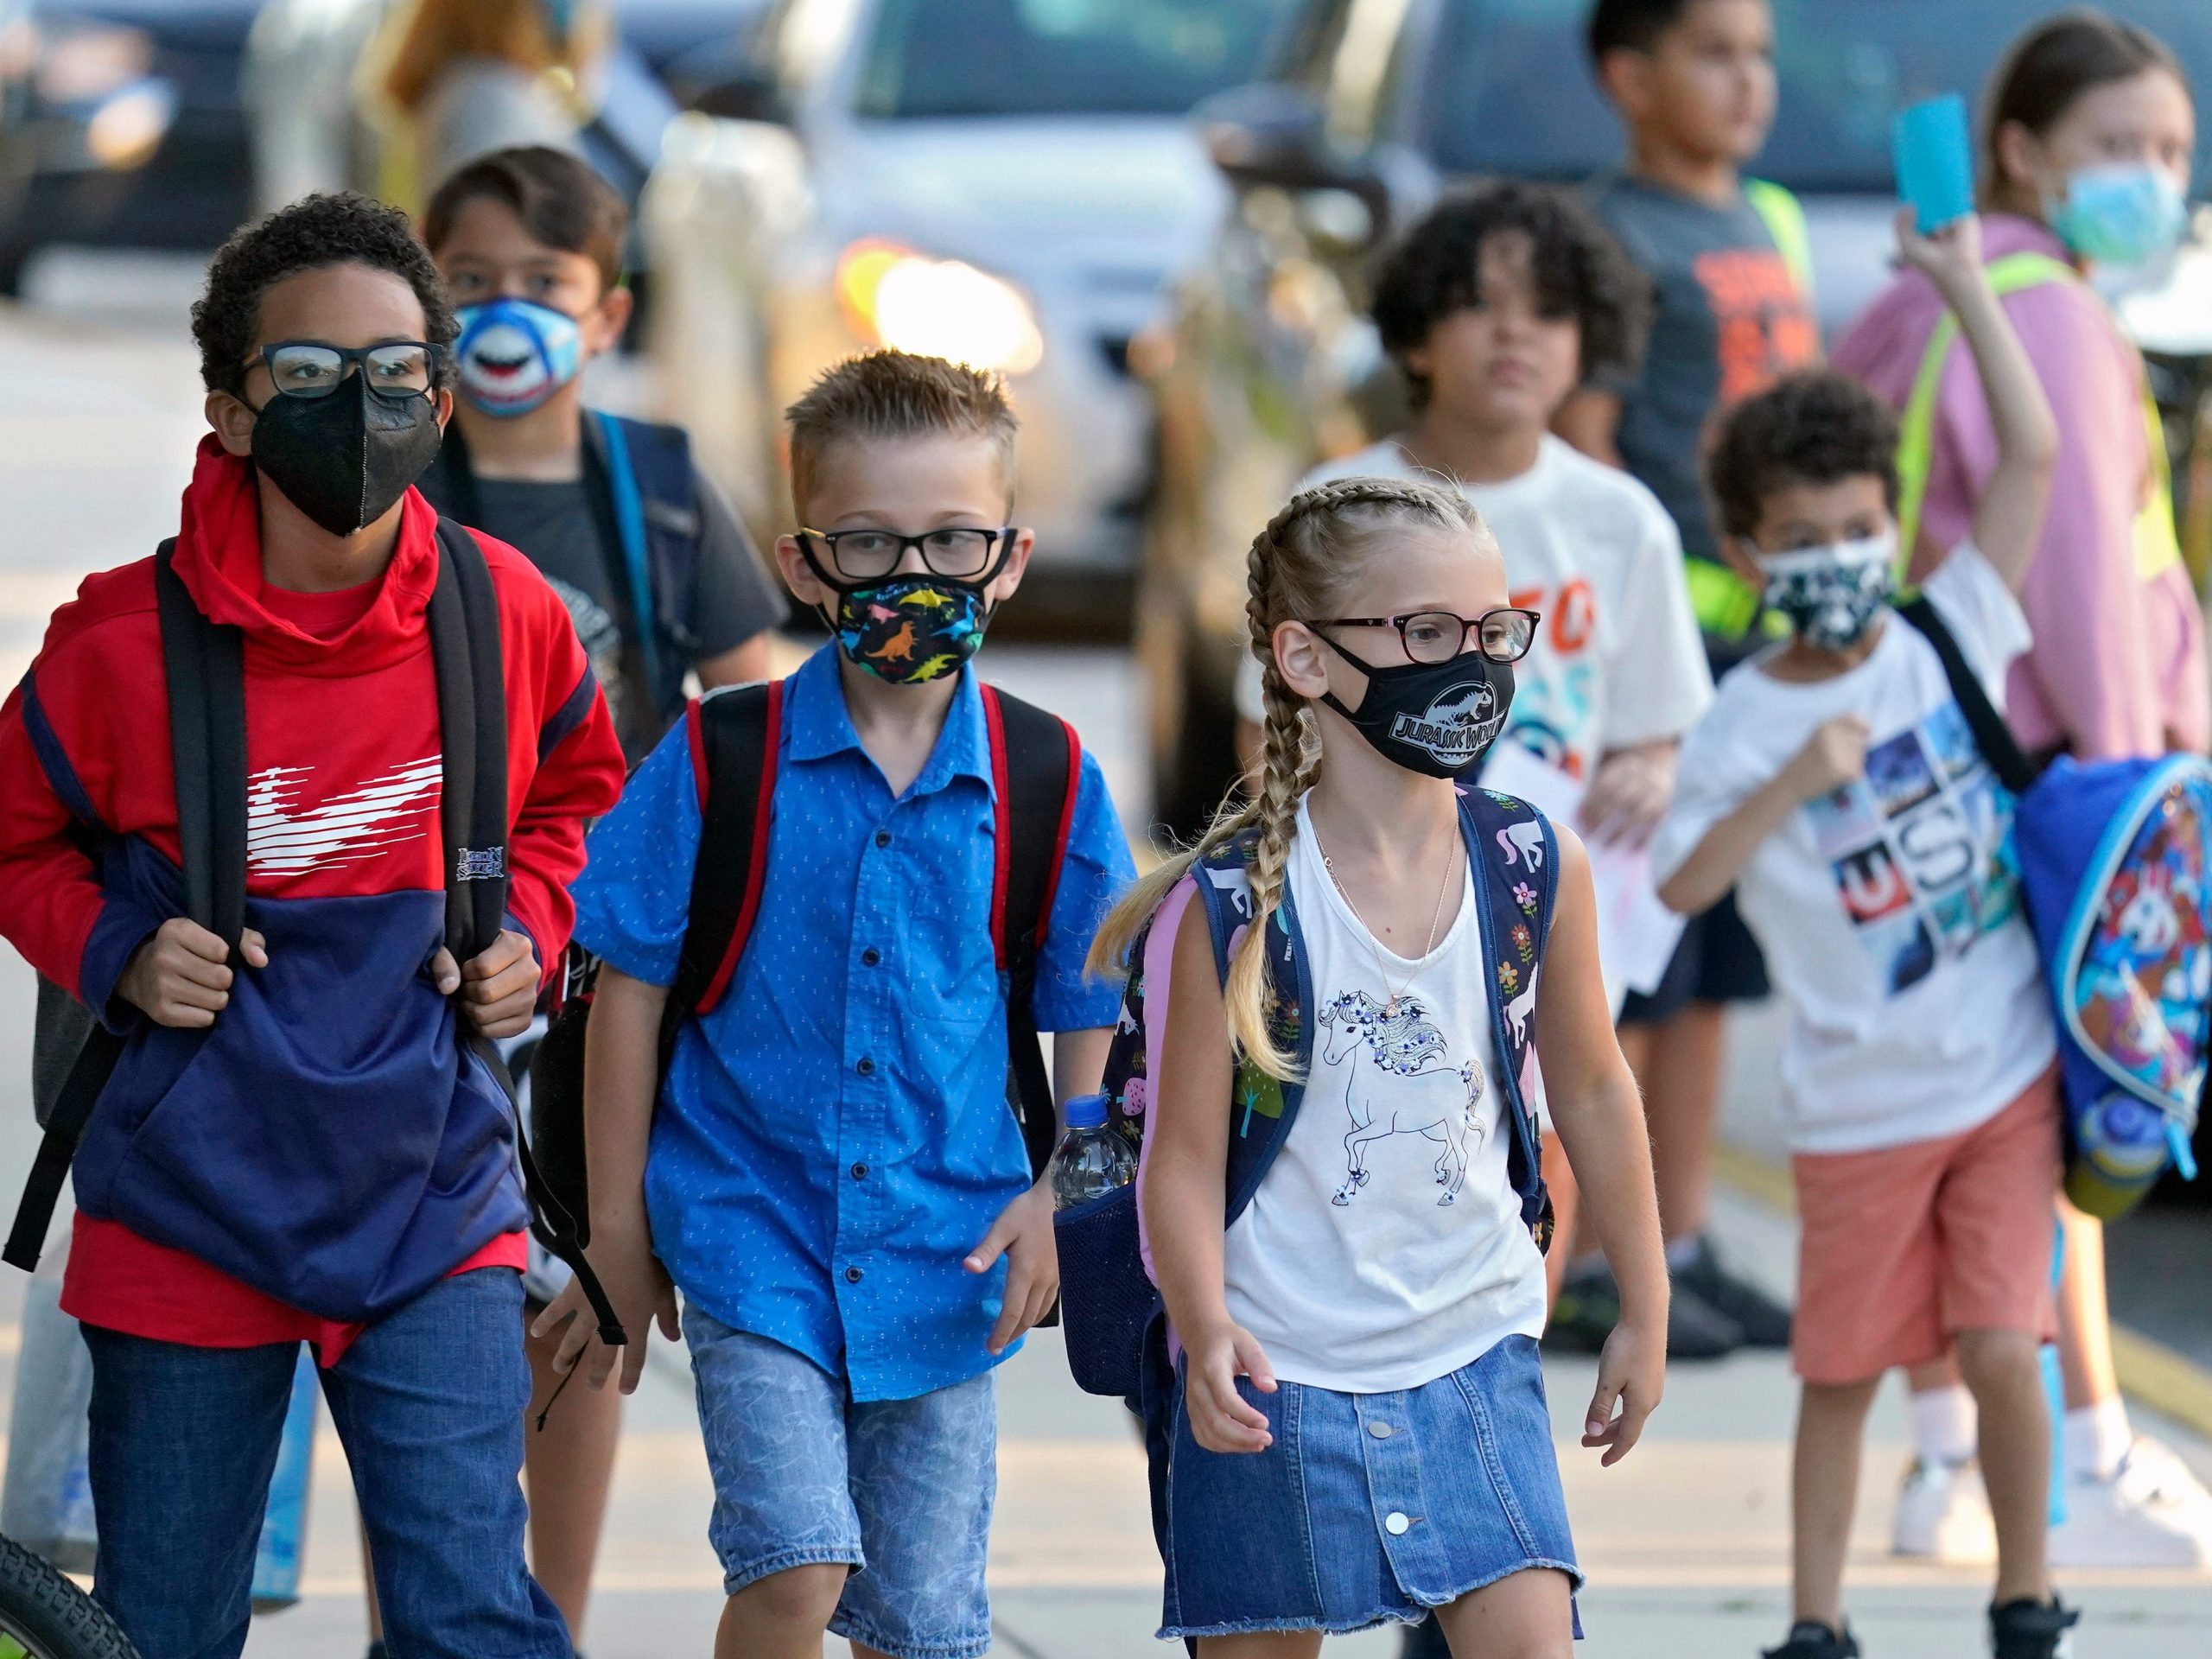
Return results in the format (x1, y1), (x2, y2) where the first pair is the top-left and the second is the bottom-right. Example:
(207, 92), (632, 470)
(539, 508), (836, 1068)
(453, 297), (585, 417)
(2046, 162), (2190, 268)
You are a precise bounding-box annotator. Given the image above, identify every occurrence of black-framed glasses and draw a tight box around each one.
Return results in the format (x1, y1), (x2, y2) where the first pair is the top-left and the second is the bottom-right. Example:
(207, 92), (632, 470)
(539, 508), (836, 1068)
(245, 340), (442, 402)
(798, 525), (1014, 583)
(1312, 607), (1541, 665)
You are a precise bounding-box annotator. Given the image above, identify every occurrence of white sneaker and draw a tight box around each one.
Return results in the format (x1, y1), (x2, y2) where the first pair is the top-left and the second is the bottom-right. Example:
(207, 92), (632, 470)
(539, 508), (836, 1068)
(2049, 1437), (2212, 1570)
(1891, 1456), (1998, 1562)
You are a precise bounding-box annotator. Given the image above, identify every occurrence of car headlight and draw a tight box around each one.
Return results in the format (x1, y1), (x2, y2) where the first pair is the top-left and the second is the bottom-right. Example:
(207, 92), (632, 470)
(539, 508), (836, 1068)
(835, 239), (1045, 376)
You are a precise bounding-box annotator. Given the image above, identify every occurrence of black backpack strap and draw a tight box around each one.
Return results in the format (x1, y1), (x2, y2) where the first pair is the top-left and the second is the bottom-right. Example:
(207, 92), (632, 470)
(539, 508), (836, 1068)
(428, 518), (627, 1349)
(1895, 594), (2041, 795)
(9, 543), (243, 1272)
(982, 684), (1080, 1181)
(671, 681), (782, 1025)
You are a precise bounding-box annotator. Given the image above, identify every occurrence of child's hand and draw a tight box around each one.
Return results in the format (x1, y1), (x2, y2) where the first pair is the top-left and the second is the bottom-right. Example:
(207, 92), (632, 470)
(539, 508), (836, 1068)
(1580, 1316), (1663, 1467)
(965, 1181), (1059, 1355)
(531, 1222), (680, 1395)
(1579, 744), (1677, 849)
(431, 929), (540, 1039)
(1894, 206), (1986, 303)
(1787, 715), (1870, 801)
(1181, 1320), (1277, 1454)
(118, 918), (269, 1028)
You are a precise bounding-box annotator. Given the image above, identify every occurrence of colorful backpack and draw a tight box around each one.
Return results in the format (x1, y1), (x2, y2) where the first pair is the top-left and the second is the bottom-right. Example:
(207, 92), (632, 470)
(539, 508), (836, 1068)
(1054, 786), (1560, 1400)
(1900, 599), (2207, 1218)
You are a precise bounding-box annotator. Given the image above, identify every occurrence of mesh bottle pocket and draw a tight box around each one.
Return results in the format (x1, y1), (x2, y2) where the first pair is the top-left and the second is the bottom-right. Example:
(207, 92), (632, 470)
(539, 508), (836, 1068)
(1052, 1183), (1157, 1396)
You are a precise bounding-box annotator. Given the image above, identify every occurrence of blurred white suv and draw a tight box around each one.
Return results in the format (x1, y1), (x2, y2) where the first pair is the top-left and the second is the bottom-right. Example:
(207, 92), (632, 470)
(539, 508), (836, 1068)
(644, 0), (1295, 591)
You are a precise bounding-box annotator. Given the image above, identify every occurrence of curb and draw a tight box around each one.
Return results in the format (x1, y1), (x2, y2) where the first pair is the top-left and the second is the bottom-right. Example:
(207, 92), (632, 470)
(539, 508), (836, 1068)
(1713, 1141), (2212, 1444)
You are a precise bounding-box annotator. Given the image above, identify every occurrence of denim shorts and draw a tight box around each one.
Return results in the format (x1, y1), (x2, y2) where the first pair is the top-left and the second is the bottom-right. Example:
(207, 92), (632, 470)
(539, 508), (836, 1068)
(683, 1304), (995, 1659)
(1160, 1334), (1580, 1639)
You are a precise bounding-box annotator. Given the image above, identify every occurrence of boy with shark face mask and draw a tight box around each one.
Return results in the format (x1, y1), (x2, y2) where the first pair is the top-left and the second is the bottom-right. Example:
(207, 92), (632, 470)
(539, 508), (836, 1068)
(417, 146), (787, 765)
(1655, 212), (2079, 1659)
(413, 147), (785, 1650)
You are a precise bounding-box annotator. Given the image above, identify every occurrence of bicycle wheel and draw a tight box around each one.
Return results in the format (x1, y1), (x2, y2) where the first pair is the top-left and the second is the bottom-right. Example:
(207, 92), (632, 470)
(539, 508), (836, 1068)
(0, 1536), (136, 1659)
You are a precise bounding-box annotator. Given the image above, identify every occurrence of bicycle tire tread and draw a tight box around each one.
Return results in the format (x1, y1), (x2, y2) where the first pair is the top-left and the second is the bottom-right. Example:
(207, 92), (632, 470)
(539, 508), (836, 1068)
(0, 1537), (138, 1659)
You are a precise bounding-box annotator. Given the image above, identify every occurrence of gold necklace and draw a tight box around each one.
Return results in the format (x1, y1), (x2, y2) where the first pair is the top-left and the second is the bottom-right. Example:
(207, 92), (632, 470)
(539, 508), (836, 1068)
(1312, 817), (1460, 1017)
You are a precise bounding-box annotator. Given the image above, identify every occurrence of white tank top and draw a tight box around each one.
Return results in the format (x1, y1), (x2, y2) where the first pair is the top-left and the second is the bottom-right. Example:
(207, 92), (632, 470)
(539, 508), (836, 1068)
(1220, 795), (1548, 1393)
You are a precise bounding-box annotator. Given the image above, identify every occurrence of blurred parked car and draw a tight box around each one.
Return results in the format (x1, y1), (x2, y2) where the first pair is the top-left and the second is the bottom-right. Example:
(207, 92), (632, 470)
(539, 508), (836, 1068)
(0, 0), (238, 292)
(642, 0), (1299, 605)
(1138, 0), (2212, 840)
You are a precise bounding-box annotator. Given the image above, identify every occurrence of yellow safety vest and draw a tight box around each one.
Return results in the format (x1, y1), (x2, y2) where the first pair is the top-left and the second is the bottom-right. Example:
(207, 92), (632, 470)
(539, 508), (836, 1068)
(1692, 181), (1816, 641)
(1895, 250), (2181, 590)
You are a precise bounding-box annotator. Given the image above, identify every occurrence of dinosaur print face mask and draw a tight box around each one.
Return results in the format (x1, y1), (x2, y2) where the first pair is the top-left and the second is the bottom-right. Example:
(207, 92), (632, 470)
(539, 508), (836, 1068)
(830, 575), (993, 684)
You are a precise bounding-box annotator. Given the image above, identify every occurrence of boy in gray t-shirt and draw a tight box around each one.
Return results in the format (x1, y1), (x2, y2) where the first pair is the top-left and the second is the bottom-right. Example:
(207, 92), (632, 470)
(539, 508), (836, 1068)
(1544, 0), (1815, 1370)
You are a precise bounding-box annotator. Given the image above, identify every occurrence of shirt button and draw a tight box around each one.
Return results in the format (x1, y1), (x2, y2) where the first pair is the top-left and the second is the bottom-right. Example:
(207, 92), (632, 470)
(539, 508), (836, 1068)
(1368, 1421), (1394, 1440)
(856, 1057), (875, 1077)
(861, 948), (880, 967)
(851, 1163), (868, 1180)
(844, 1266), (864, 1284)
(1384, 1511), (1411, 1535)
(874, 830), (892, 849)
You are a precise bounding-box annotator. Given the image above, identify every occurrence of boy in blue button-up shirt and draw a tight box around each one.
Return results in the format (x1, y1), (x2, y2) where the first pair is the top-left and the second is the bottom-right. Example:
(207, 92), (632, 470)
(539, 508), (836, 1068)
(537, 352), (1135, 1659)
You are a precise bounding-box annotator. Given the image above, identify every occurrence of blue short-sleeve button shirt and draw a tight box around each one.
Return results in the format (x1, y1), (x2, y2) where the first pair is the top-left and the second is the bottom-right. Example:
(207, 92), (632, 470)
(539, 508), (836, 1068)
(571, 645), (1135, 1400)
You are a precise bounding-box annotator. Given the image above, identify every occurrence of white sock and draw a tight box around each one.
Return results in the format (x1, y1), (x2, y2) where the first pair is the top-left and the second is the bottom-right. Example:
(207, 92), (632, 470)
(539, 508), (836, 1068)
(2064, 1399), (2133, 1480)
(1910, 1383), (1978, 1466)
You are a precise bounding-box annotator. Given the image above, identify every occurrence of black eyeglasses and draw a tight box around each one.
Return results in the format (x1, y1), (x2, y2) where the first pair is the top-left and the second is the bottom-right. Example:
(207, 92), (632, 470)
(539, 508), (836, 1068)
(1312, 607), (1541, 665)
(798, 525), (1014, 583)
(245, 340), (442, 402)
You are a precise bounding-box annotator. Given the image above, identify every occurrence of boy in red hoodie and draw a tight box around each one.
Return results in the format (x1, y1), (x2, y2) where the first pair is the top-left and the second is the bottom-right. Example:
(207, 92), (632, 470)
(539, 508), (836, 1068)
(0, 194), (625, 1657)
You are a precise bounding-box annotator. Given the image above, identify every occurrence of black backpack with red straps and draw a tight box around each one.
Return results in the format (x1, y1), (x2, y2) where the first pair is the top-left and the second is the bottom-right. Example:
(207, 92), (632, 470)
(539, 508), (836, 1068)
(527, 676), (1084, 1236)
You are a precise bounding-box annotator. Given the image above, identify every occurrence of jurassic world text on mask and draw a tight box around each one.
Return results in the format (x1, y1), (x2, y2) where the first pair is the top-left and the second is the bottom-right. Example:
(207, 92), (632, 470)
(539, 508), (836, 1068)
(1318, 635), (1516, 780)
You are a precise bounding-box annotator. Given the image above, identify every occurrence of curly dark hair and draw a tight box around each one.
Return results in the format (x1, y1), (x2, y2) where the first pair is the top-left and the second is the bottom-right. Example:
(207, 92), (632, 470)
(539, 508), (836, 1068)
(192, 192), (458, 398)
(1707, 370), (1901, 540)
(1370, 181), (1651, 410)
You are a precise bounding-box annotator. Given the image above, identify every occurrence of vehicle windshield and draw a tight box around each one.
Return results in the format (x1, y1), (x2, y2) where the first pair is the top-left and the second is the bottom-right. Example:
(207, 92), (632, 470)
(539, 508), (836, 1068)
(856, 0), (1295, 118)
(1421, 0), (2212, 194)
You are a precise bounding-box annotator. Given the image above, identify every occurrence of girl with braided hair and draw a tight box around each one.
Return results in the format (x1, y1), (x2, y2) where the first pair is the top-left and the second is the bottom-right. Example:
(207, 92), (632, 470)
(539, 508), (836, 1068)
(1090, 477), (1667, 1653)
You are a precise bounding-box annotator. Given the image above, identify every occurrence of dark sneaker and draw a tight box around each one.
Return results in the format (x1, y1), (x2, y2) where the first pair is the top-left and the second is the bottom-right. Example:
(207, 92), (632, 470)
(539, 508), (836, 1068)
(1546, 1263), (1744, 1359)
(1764, 1619), (1860, 1658)
(1989, 1596), (2079, 1659)
(1675, 1233), (1794, 1348)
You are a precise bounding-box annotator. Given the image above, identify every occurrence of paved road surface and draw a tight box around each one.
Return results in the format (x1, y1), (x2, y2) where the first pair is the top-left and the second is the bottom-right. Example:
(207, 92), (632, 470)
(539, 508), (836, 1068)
(0, 258), (2206, 1656)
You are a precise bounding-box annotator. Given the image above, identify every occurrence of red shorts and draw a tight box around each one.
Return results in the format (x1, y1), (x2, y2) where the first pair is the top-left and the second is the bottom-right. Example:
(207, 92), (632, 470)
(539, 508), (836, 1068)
(1790, 1066), (2061, 1386)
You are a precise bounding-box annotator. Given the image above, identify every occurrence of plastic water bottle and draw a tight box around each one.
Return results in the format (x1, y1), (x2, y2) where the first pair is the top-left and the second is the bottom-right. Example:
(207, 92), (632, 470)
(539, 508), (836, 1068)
(1049, 1092), (1137, 1209)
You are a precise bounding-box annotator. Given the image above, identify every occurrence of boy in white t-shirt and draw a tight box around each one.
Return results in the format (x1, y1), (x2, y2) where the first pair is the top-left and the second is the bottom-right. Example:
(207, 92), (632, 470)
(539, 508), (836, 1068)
(1233, 181), (1714, 1322)
(1652, 213), (2072, 1659)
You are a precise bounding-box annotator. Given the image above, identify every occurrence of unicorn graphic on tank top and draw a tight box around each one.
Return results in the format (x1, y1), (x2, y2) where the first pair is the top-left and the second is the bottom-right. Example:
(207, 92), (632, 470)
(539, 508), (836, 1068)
(1317, 990), (1485, 1207)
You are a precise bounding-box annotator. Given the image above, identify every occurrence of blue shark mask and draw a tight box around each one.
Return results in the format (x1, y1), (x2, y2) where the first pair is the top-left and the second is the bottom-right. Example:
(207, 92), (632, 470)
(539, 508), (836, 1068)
(454, 298), (584, 417)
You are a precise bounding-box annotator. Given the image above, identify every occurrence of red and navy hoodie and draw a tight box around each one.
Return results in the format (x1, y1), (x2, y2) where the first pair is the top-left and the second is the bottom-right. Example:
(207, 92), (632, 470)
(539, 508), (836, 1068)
(0, 439), (626, 1345)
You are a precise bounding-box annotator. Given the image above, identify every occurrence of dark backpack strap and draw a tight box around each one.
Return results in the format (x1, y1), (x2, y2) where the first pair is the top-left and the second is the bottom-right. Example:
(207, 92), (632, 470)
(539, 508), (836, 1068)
(673, 681), (782, 1023)
(982, 684), (1080, 1180)
(429, 519), (627, 1349)
(7, 543), (243, 1273)
(1896, 595), (2041, 795)
(428, 520), (511, 961)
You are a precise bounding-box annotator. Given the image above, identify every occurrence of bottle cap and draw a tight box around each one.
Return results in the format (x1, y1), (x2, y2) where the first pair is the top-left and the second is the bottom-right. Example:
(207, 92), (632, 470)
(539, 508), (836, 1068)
(1064, 1091), (1109, 1130)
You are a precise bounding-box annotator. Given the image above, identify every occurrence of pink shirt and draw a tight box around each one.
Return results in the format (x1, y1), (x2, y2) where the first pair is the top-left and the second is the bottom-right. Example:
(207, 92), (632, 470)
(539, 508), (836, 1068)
(1833, 214), (2208, 760)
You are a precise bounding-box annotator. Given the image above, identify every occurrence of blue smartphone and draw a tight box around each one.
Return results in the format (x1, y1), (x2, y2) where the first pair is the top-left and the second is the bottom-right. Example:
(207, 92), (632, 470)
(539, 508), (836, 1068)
(1893, 94), (1976, 233)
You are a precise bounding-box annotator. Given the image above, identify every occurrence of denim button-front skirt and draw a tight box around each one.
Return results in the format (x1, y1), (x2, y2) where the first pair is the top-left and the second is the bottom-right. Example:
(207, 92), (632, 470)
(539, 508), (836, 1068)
(1159, 1333), (1581, 1638)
